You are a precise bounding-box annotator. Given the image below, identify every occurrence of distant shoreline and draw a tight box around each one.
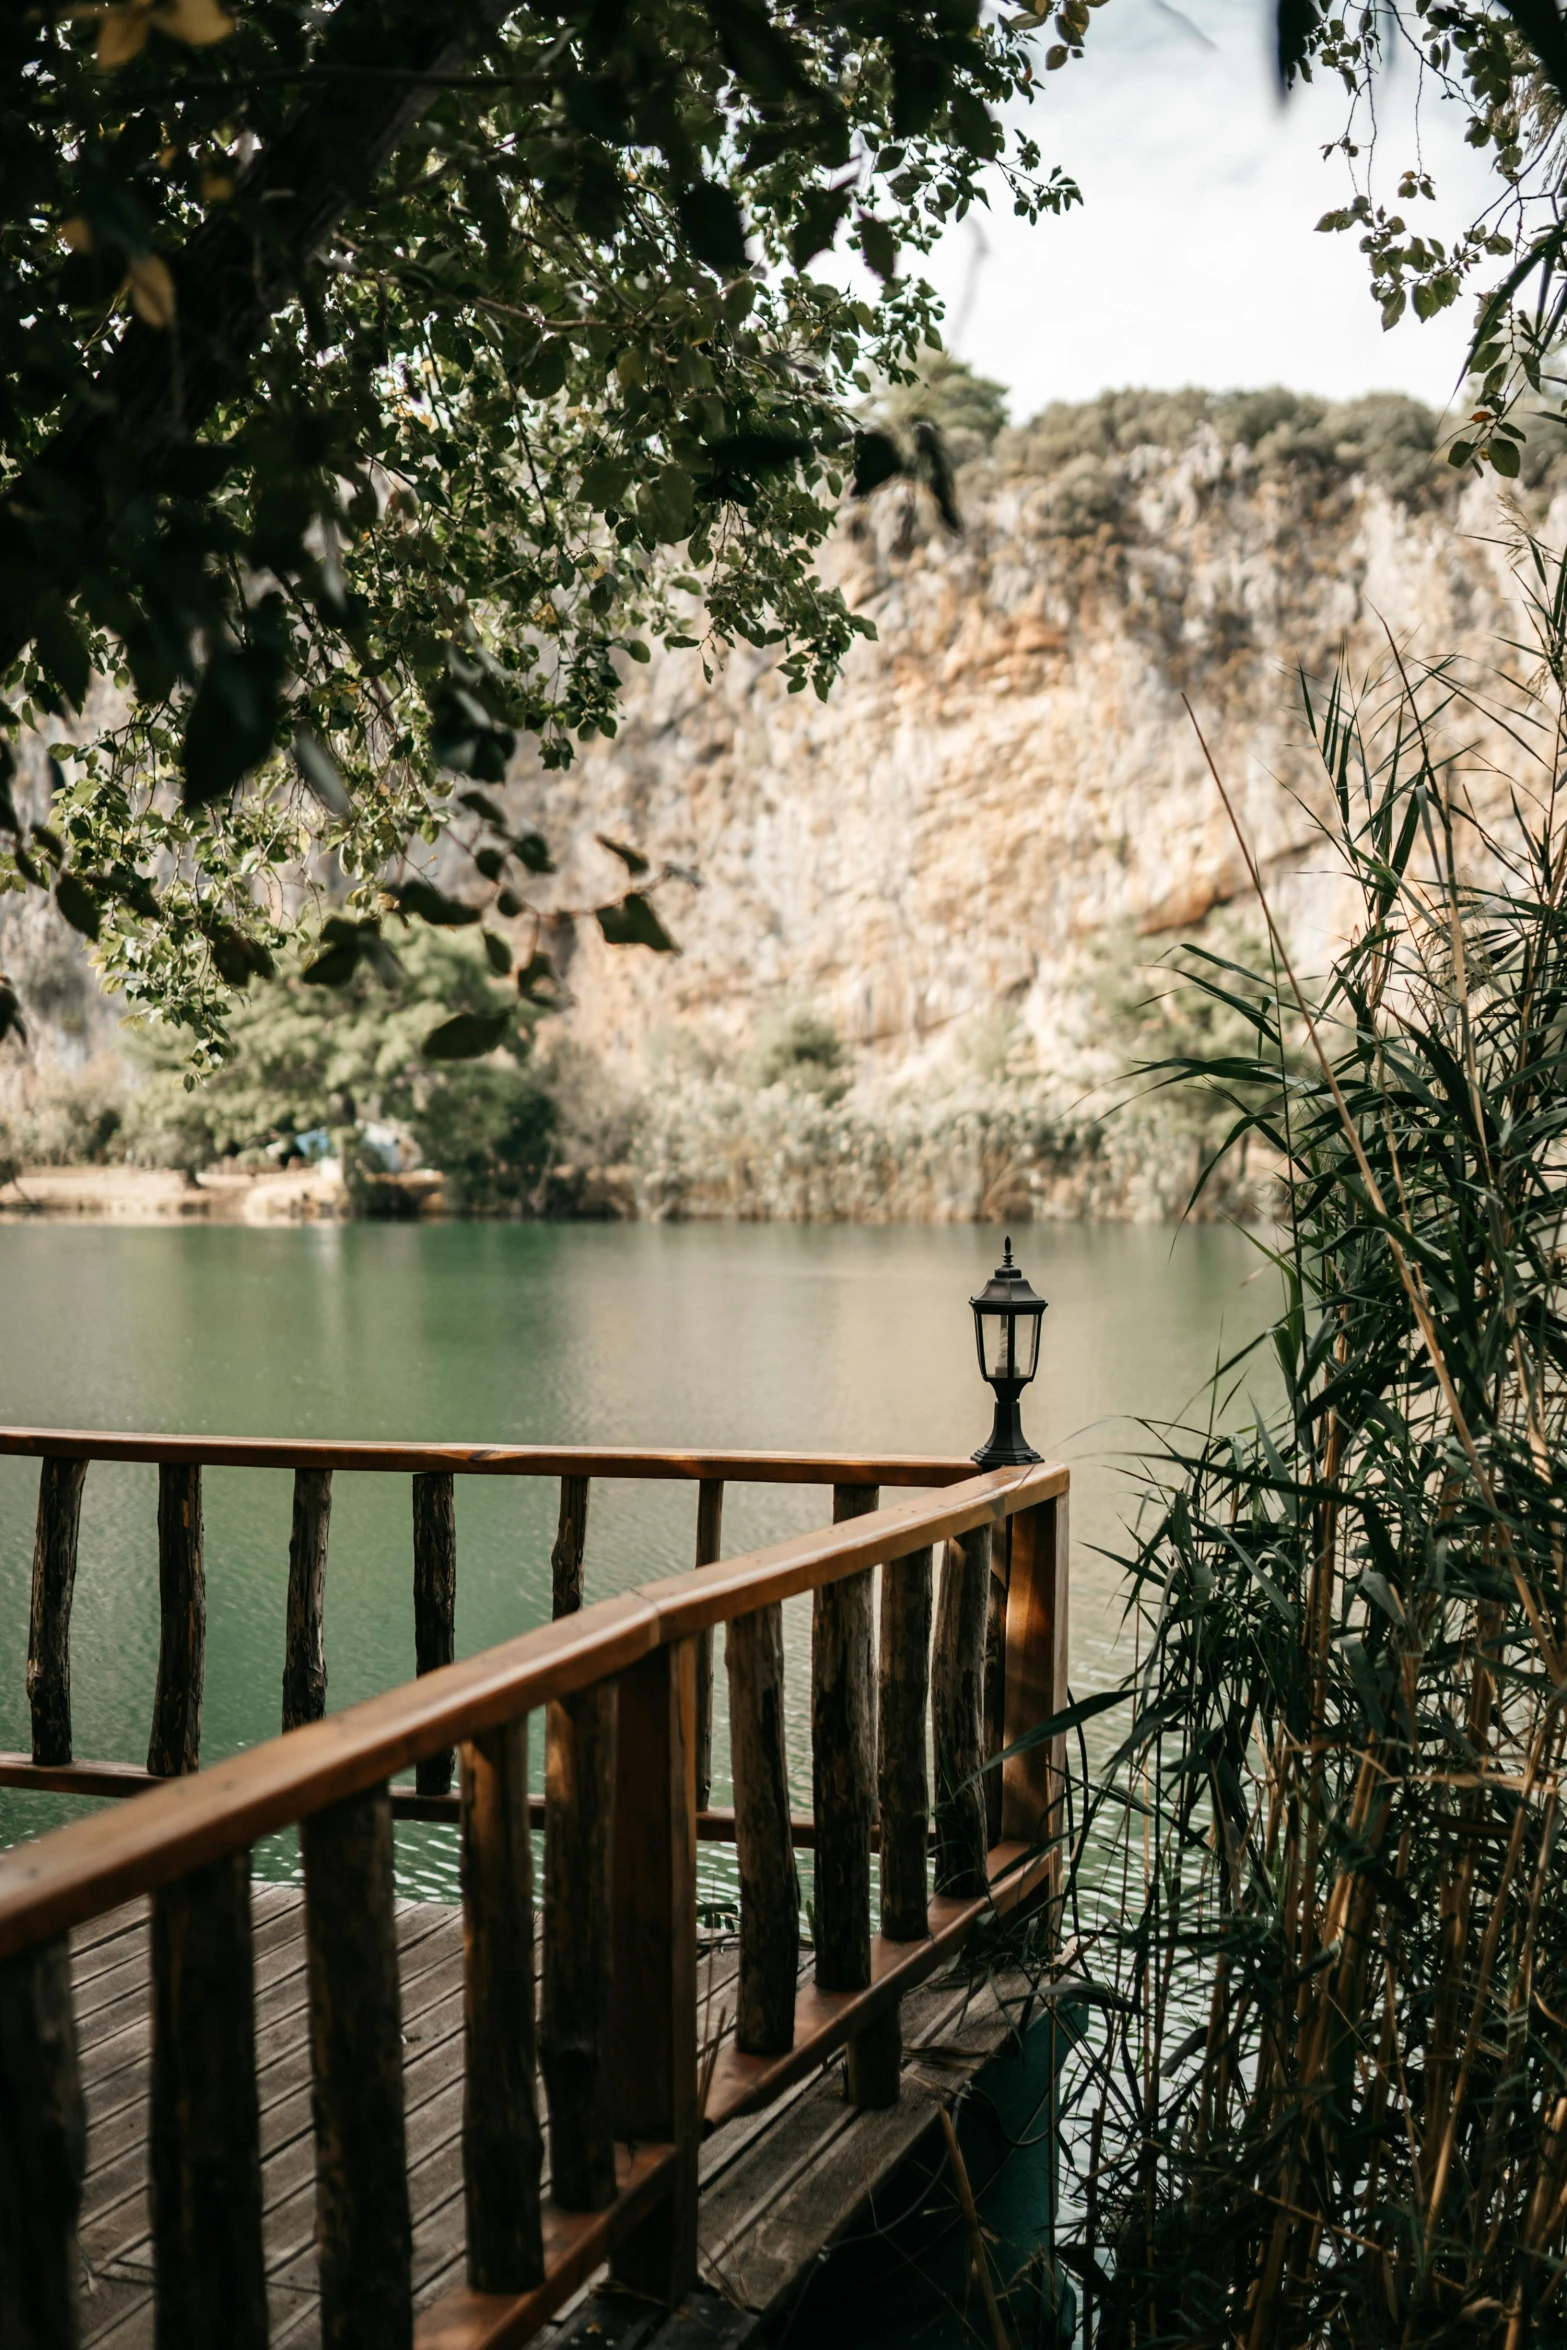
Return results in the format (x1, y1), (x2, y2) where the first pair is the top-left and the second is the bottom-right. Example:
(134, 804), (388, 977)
(0, 1165), (411, 1225)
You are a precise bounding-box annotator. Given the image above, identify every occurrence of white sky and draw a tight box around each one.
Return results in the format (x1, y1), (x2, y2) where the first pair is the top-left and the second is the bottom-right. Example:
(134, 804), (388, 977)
(906, 0), (1502, 425)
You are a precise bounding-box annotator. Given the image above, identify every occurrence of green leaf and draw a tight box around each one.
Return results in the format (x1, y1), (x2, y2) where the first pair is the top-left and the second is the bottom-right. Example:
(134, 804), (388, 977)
(33, 598), (91, 713)
(516, 950), (557, 1001)
(595, 832), (650, 876)
(0, 976), (24, 1046)
(852, 429), (905, 498)
(54, 871), (100, 941)
(637, 465), (695, 543)
(207, 922), (273, 986)
(520, 337), (569, 398)
(422, 1008), (512, 1061)
(293, 730), (351, 819)
(301, 941), (360, 988)
(429, 685), (515, 782)
(857, 214), (898, 280)
(596, 891), (678, 951)
(579, 456), (634, 508)
(458, 789), (507, 826)
(674, 179), (749, 273)
(790, 186), (852, 269)
(395, 877), (481, 927)
(1490, 436), (1522, 477)
(513, 831), (554, 875)
(184, 646), (281, 807)
(1276, 0), (1320, 84)
(481, 928), (512, 976)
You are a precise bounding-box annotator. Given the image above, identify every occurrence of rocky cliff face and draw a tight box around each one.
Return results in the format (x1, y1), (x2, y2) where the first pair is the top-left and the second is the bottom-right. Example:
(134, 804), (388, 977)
(6, 397), (1552, 1220)
(513, 404), (1547, 1216)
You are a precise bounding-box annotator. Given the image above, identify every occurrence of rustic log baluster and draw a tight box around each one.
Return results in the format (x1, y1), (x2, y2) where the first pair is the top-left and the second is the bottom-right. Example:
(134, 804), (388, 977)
(412, 1471), (456, 1797)
(611, 1636), (699, 2303)
(1000, 1494), (1070, 1871)
(460, 1717), (544, 2292)
(727, 1599), (798, 2053)
(0, 1935), (84, 2350)
(877, 1541), (933, 1942)
(301, 1784), (412, 2350)
(693, 1476), (724, 1813)
(933, 1525), (991, 1900)
(984, 1524), (1008, 1850)
(28, 1456), (87, 1767)
(282, 1466), (332, 1733)
(814, 1484), (898, 2107)
(149, 1849), (267, 2349)
(551, 1474), (589, 1618)
(148, 1462), (204, 1778)
(541, 1682), (618, 2212)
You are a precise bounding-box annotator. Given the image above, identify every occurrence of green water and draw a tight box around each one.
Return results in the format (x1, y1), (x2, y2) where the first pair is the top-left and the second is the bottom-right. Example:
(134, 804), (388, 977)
(0, 1220), (1278, 1898)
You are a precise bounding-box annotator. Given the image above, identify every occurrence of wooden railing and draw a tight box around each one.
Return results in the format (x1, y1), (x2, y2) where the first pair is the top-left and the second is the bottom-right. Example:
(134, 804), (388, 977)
(0, 1427), (973, 1809)
(0, 1438), (1068, 2348)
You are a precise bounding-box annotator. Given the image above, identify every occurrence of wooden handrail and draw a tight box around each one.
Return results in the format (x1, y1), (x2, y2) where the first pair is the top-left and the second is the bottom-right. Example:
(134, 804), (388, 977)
(0, 1465), (1060, 1957)
(0, 1453), (1071, 2350)
(0, 1426), (973, 1482)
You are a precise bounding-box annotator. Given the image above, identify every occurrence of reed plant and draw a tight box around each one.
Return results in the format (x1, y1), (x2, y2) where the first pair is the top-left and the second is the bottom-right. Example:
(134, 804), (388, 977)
(1054, 544), (1567, 2348)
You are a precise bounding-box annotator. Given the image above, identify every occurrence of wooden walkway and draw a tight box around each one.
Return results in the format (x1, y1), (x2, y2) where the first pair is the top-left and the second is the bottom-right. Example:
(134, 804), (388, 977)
(68, 1882), (1028, 2347)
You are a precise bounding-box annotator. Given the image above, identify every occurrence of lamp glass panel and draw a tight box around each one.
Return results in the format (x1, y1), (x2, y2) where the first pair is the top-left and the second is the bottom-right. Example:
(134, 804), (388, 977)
(978, 1309), (1014, 1382)
(977, 1304), (1041, 1384)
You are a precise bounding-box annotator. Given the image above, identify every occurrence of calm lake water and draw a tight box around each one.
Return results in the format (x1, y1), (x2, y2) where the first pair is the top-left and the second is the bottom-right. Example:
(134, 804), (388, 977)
(0, 1220), (1279, 1897)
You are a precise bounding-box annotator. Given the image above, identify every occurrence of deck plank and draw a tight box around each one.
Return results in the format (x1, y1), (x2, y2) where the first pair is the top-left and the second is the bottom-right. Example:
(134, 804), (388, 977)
(67, 1884), (1029, 2345)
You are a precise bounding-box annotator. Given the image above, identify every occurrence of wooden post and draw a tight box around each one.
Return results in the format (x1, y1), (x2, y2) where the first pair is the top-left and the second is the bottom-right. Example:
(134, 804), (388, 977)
(984, 1523), (1008, 1851)
(1000, 1494), (1070, 1864)
(610, 1637), (699, 2303)
(301, 1784), (412, 2350)
(0, 1935), (84, 2350)
(460, 1718), (544, 2293)
(551, 1475), (589, 1618)
(877, 1542), (933, 1942)
(149, 1850), (268, 2350)
(815, 1486), (898, 2108)
(282, 1466), (332, 1733)
(412, 1471), (456, 1798)
(148, 1461), (204, 1778)
(694, 1477), (724, 1813)
(725, 1600), (798, 2053)
(541, 1683), (618, 2212)
(27, 1456), (87, 1767)
(933, 1525), (990, 1899)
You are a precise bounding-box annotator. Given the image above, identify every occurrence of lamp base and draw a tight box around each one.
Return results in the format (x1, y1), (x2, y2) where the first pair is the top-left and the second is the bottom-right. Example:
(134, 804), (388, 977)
(971, 1389), (1041, 1470)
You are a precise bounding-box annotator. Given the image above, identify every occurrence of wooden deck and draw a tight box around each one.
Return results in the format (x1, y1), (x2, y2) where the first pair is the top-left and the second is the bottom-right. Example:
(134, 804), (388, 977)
(67, 1880), (1028, 2347)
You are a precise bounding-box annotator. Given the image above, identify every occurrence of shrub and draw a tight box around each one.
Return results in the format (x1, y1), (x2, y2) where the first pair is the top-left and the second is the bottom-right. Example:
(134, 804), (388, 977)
(406, 1065), (556, 1212)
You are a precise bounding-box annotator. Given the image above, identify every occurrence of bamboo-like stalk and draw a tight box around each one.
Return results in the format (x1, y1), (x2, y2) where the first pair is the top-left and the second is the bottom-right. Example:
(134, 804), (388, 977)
(1054, 580), (1567, 2348)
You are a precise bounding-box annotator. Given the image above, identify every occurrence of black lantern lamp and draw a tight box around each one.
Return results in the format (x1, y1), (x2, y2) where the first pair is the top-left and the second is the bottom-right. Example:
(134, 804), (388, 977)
(970, 1237), (1046, 1467)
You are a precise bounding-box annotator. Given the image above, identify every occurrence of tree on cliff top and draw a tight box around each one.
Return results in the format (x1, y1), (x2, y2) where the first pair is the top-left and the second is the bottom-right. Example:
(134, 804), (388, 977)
(0, 0), (1082, 1058)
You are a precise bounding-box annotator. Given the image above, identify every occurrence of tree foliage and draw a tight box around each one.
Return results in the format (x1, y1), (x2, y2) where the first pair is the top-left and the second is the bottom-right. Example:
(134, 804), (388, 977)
(0, 0), (1080, 1048)
(1284, 0), (1567, 476)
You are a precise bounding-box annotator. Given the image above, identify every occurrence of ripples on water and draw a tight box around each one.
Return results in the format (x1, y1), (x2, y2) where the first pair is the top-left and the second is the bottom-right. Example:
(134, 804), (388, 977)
(0, 1220), (1279, 1900)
